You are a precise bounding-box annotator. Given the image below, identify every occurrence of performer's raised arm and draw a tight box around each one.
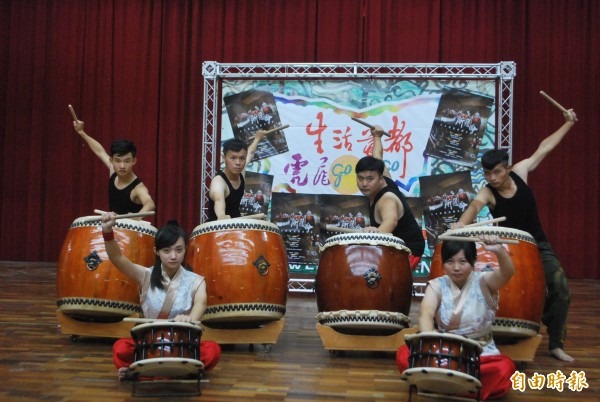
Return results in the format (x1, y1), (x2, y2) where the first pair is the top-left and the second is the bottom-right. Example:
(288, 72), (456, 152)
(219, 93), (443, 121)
(245, 130), (267, 172)
(73, 120), (113, 173)
(511, 109), (577, 182)
(370, 125), (391, 178)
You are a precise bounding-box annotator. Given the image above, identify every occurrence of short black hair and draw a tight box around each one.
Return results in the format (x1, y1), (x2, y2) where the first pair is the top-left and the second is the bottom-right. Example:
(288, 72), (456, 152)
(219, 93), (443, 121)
(110, 139), (137, 158)
(481, 149), (509, 170)
(441, 240), (477, 266)
(222, 138), (248, 154)
(355, 156), (385, 175)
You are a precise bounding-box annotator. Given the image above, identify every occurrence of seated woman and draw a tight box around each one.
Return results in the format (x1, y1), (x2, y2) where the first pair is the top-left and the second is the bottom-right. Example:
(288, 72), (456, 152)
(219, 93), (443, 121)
(397, 235), (516, 400)
(100, 213), (221, 380)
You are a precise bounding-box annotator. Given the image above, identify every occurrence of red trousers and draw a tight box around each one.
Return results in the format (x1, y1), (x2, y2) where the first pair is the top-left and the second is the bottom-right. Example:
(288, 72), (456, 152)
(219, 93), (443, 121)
(113, 338), (221, 371)
(396, 344), (515, 400)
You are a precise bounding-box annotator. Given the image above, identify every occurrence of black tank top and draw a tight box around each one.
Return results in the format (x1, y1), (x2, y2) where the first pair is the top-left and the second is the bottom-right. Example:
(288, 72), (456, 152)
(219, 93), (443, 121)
(207, 171), (245, 221)
(108, 172), (143, 214)
(486, 171), (547, 243)
(369, 176), (425, 257)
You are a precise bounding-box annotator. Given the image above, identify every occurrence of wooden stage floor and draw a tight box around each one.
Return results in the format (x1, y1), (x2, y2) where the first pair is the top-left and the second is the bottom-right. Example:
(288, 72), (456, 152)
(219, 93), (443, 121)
(1, 261), (598, 401)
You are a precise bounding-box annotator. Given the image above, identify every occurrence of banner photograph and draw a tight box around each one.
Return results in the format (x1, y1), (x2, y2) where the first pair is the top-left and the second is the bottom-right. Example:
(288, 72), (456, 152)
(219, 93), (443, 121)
(216, 79), (498, 276)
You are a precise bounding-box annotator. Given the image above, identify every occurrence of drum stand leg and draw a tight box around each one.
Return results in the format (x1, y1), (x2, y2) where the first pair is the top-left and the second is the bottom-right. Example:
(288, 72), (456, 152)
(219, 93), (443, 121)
(407, 384), (415, 402)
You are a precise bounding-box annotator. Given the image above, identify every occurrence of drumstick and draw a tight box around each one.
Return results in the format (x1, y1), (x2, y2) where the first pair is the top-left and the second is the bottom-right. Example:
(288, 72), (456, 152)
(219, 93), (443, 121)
(84, 209), (156, 222)
(438, 234), (519, 245)
(123, 317), (202, 325)
(325, 224), (362, 234)
(539, 91), (568, 113)
(237, 213), (266, 220)
(351, 117), (391, 137)
(68, 104), (79, 121)
(463, 217), (506, 228)
(263, 124), (289, 135)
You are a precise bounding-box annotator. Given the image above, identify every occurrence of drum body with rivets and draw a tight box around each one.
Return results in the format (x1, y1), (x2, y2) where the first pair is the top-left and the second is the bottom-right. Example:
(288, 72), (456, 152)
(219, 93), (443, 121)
(316, 233), (412, 335)
(401, 332), (482, 396)
(185, 219), (289, 326)
(430, 226), (545, 337)
(56, 217), (157, 321)
(130, 321), (204, 378)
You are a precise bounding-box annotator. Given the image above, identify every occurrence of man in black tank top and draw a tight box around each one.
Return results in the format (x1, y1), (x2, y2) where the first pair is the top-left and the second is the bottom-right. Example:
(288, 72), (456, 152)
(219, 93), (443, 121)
(207, 130), (267, 221)
(454, 108), (578, 362)
(355, 125), (424, 269)
(73, 120), (155, 215)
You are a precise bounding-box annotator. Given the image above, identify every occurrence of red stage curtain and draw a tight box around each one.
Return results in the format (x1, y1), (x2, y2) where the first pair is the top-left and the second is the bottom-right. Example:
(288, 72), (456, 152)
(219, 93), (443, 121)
(0, 0), (598, 279)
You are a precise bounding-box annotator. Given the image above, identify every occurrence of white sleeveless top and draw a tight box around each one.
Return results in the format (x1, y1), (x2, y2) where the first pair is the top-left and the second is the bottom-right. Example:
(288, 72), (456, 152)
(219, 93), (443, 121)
(139, 266), (204, 319)
(428, 271), (500, 355)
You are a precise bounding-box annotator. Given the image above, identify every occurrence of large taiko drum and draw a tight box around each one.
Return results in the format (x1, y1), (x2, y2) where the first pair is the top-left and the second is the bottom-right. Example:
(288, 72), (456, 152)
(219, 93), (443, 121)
(316, 233), (413, 335)
(430, 226), (545, 338)
(130, 321), (204, 378)
(185, 218), (289, 326)
(56, 216), (157, 321)
(401, 332), (482, 397)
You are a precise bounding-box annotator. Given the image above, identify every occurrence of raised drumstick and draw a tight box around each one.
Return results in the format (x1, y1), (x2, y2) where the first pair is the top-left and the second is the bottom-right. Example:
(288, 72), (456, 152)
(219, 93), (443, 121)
(351, 117), (391, 137)
(539, 91), (568, 113)
(68, 104), (79, 121)
(236, 213), (266, 220)
(263, 124), (290, 135)
(438, 234), (519, 245)
(463, 217), (506, 228)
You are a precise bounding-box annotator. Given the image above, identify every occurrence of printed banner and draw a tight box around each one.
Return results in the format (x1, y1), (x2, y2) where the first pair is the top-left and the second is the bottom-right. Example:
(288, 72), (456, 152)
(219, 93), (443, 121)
(219, 80), (497, 275)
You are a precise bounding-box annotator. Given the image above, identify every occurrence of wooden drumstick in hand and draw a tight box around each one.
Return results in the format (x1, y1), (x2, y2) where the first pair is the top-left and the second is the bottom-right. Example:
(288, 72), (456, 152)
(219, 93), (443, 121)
(68, 104), (79, 121)
(325, 224), (362, 234)
(539, 92), (578, 122)
(438, 234), (519, 245)
(86, 209), (155, 222)
(263, 124), (290, 135)
(351, 117), (391, 137)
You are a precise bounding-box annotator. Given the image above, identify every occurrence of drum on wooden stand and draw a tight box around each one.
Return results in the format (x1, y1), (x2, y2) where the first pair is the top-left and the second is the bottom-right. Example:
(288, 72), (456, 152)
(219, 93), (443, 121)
(401, 332), (482, 397)
(316, 233), (413, 335)
(430, 226), (545, 338)
(129, 321), (204, 378)
(56, 217), (157, 321)
(185, 218), (289, 327)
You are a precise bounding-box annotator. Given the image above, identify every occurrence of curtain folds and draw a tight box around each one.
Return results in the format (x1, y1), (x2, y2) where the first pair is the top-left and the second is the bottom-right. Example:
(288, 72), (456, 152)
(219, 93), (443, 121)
(0, 0), (598, 278)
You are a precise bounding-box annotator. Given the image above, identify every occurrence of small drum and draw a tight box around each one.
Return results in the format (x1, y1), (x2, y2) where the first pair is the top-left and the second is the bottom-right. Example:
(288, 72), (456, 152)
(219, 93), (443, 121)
(316, 233), (413, 335)
(56, 217), (157, 321)
(185, 218), (289, 326)
(430, 226), (544, 337)
(130, 321), (204, 378)
(401, 332), (482, 396)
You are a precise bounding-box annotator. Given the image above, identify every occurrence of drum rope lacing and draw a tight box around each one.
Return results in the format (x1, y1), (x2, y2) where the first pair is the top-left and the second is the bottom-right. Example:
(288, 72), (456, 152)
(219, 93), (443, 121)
(190, 222), (281, 237)
(70, 220), (157, 236)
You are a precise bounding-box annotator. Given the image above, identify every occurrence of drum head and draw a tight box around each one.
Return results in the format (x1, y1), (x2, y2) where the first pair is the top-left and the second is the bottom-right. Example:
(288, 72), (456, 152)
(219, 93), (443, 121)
(130, 357), (204, 378)
(401, 367), (482, 395)
(441, 226), (535, 244)
(131, 321), (203, 335)
(190, 218), (280, 238)
(321, 232), (410, 254)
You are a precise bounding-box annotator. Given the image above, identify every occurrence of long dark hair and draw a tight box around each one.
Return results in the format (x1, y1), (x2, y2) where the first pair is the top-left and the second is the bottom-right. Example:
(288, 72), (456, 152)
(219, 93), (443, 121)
(441, 240), (477, 266)
(150, 220), (187, 289)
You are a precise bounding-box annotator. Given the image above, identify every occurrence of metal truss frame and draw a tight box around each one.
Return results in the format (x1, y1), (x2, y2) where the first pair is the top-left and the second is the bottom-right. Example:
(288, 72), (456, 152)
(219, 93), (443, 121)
(201, 61), (517, 292)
